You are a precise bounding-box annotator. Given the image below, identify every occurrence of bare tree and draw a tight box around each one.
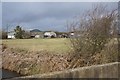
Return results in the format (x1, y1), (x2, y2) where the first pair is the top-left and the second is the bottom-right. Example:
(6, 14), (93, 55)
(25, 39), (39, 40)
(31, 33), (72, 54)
(68, 4), (118, 68)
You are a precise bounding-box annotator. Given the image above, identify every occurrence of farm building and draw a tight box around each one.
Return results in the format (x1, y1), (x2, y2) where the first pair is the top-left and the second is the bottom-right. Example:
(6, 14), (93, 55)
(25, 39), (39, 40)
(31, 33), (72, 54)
(44, 31), (57, 38)
(30, 29), (44, 38)
(69, 32), (75, 38)
(69, 31), (83, 38)
(7, 31), (15, 39)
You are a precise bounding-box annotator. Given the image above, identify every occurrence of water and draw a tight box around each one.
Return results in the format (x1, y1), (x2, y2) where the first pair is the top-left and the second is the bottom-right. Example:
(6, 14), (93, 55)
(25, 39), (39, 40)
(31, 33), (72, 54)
(2, 69), (22, 79)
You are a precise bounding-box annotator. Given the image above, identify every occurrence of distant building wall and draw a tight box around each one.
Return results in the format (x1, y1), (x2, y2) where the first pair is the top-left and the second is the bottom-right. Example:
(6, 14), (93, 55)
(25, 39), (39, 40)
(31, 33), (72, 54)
(8, 35), (15, 39)
(7, 32), (15, 39)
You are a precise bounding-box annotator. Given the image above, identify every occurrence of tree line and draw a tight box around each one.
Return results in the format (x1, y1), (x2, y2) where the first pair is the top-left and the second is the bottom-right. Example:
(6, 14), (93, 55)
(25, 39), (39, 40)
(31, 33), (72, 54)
(0, 25), (31, 39)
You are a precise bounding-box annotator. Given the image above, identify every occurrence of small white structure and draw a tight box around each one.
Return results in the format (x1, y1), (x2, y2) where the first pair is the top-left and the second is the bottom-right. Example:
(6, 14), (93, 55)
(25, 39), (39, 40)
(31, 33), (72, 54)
(7, 32), (15, 39)
(44, 31), (57, 38)
(35, 35), (40, 38)
(70, 32), (74, 36)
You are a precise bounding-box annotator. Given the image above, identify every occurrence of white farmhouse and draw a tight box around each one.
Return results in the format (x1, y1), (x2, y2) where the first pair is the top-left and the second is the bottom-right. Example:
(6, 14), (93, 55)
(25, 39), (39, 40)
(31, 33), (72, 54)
(7, 31), (15, 39)
(44, 31), (57, 38)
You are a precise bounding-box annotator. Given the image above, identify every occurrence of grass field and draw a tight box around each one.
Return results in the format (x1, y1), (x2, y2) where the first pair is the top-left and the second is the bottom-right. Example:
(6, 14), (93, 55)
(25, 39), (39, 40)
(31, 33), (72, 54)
(2, 38), (71, 54)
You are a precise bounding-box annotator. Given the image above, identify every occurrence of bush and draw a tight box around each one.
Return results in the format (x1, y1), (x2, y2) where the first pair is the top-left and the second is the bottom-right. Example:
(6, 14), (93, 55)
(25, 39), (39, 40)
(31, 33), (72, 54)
(68, 4), (118, 68)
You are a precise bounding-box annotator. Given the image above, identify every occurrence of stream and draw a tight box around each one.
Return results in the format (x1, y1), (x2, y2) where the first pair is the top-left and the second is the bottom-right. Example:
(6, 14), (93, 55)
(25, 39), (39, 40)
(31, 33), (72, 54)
(2, 69), (22, 79)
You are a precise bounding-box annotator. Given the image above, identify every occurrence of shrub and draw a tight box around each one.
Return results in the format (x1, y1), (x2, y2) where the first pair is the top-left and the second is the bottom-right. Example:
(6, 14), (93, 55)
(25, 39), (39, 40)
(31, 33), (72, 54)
(68, 4), (118, 68)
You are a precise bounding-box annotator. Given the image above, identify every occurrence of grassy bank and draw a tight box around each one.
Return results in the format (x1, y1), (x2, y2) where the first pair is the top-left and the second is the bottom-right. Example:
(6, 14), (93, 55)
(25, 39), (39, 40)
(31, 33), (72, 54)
(2, 38), (71, 75)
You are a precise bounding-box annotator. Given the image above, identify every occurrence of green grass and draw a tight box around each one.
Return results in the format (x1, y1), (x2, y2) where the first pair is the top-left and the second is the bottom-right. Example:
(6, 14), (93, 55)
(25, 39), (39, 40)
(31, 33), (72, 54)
(2, 38), (70, 54)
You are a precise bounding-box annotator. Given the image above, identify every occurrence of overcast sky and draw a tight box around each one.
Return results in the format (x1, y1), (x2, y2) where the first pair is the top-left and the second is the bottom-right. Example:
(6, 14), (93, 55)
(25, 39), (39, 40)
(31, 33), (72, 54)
(2, 2), (118, 31)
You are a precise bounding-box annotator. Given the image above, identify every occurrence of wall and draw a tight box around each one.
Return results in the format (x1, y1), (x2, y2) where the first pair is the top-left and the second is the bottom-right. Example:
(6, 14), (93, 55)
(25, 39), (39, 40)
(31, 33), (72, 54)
(8, 62), (120, 79)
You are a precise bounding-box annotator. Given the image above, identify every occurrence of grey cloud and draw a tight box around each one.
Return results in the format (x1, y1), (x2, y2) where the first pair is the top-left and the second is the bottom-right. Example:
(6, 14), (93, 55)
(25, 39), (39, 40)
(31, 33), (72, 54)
(2, 2), (117, 31)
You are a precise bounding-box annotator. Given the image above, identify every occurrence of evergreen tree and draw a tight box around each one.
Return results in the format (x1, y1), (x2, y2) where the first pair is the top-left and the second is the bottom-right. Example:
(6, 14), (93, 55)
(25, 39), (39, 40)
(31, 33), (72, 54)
(14, 26), (24, 39)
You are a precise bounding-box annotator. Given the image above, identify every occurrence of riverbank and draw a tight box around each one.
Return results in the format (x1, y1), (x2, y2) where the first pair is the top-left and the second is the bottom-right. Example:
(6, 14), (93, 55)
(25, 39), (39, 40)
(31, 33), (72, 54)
(2, 38), (119, 77)
(2, 46), (69, 76)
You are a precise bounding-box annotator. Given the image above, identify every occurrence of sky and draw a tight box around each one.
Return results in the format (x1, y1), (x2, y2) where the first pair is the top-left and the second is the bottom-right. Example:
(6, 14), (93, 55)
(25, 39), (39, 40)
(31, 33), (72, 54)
(1, 2), (118, 32)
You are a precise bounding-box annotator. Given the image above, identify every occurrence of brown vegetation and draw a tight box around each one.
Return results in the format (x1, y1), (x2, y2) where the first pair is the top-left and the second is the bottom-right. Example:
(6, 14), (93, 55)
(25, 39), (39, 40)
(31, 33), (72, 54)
(2, 46), (69, 75)
(68, 4), (118, 68)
